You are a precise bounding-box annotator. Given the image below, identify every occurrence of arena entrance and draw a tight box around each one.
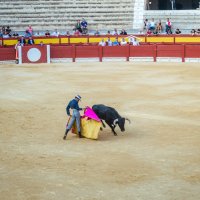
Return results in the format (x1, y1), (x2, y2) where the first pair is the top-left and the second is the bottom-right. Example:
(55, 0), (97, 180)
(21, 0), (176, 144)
(146, 0), (199, 10)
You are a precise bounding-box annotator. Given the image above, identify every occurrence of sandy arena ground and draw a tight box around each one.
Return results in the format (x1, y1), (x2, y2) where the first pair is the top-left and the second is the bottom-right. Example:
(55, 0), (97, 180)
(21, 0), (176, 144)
(0, 62), (200, 200)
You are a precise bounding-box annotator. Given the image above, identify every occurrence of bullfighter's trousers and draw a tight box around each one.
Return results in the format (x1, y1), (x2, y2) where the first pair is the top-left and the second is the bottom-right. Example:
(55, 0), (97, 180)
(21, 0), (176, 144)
(67, 109), (81, 132)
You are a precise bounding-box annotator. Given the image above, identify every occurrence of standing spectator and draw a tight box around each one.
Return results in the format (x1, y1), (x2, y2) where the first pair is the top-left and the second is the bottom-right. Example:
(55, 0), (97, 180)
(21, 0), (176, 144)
(175, 28), (181, 34)
(27, 25), (33, 36)
(45, 30), (50, 37)
(156, 20), (162, 33)
(25, 30), (31, 38)
(52, 29), (60, 37)
(112, 28), (118, 35)
(81, 18), (88, 34)
(19, 36), (26, 46)
(149, 18), (156, 31)
(99, 39), (106, 46)
(112, 37), (119, 46)
(107, 37), (113, 46)
(28, 37), (34, 45)
(143, 19), (149, 31)
(166, 18), (172, 34)
(120, 29), (127, 35)
(75, 20), (82, 33)
(94, 30), (100, 36)
(120, 38), (127, 46)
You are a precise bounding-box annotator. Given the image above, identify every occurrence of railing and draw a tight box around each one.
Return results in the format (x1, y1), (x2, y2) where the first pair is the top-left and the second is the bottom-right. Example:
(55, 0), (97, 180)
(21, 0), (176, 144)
(1, 44), (200, 62)
(1, 34), (200, 46)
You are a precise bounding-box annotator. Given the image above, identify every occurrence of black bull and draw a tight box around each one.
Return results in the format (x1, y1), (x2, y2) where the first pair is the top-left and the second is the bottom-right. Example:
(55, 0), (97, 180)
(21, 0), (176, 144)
(92, 104), (131, 136)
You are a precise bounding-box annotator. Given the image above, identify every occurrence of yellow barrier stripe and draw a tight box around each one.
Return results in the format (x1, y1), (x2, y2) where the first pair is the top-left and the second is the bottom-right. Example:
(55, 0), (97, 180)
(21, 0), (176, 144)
(61, 38), (69, 44)
(175, 37), (200, 43)
(146, 37), (174, 43)
(34, 38), (60, 44)
(70, 38), (88, 43)
(3, 39), (18, 45)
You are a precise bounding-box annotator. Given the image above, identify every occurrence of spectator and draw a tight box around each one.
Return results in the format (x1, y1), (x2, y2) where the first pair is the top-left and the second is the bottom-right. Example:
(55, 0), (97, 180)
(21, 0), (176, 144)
(0, 30), (3, 38)
(28, 37), (34, 45)
(107, 37), (113, 46)
(120, 29), (127, 35)
(81, 18), (88, 35)
(94, 30), (100, 36)
(19, 36), (26, 46)
(34, 31), (41, 36)
(75, 20), (82, 33)
(45, 30), (50, 37)
(40, 41), (44, 46)
(166, 18), (172, 34)
(13, 32), (19, 37)
(106, 30), (111, 35)
(149, 18), (156, 31)
(175, 28), (181, 34)
(24, 30), (31, 38)
(197, 29), (200, 34)
(132, 38), (140, 46)
(146, 29), (152, 35)
(65, 31), (71, 36)
(112, 38), (119, 46)
(2, 26), (6, 34)
(112, 28), (118, 35)
(27, 25), (33, 36)
(120, 38), (127, 46)
(191, 29), (196, 36)
(3, 33), (10, 38)
(6, 26), (11, 35)
(143, 19), (149, 31)
(74, 29), (81, 36)
(156, 20), (162, 33)
(52, 29), (60, 37)
(99, 39), (106, 46)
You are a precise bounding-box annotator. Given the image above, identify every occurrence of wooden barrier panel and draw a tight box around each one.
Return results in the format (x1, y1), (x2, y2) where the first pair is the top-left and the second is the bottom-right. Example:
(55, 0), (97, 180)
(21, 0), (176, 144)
(130, 45), (155, 57)
(102, 46), (129, 57)
(157, 45), (183, 57)
(50, 46), (73, 58)
(185, 45), (200, 58)
(0, 48), (15, 60)
(76, 46), (99, 58)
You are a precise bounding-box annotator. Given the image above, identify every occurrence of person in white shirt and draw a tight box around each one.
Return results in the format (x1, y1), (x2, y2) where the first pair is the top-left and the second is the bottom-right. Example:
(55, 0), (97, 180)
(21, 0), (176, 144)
(99, 39), (106, 46)
(52, 29), (60, 37)
(107, 37), (113, 46)
(120, 38), (127, 46)
(132, 38), (140, 46)
(127, 36), (140, 46)
(112, 28), (118, 35)
(149, 18), (156, 31)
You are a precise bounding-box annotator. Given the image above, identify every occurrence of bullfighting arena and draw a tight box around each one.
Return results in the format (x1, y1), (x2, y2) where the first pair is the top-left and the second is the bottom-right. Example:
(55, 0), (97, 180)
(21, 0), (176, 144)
(0, 62), (200, 200)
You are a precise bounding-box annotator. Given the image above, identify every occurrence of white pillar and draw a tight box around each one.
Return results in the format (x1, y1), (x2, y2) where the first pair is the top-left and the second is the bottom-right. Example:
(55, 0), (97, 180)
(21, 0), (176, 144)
(133, 0), (146, 30)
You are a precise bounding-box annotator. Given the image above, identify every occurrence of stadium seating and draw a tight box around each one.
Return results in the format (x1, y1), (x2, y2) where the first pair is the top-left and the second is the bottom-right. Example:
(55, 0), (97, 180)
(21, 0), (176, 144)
(0, 0), (135, 31)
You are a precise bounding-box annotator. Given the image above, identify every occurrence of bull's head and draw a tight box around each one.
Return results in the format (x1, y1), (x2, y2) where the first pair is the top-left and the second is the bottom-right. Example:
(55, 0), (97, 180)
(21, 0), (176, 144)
(114, 118), (131, 132)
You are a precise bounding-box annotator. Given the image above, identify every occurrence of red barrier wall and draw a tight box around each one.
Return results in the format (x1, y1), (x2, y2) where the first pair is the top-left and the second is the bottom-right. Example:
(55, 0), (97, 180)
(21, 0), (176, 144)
(103, 46), (129, 57)
(76, 46), (99, 58)
(50, 46), (73, 58)
(157, 45), (184, 58)
(0, 48), (16, 61)
(185, 45), (200, 58)
(130, 45), (155, 57)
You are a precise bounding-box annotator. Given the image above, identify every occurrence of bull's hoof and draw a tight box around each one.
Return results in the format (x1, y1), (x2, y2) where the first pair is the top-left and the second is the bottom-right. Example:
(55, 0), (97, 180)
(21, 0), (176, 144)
(100, 127), (103, 131)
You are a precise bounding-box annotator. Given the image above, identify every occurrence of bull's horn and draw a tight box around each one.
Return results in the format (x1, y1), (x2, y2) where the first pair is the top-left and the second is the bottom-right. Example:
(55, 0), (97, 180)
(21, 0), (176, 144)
(125, 118), (131, 124)
(113, 118), (118, 125)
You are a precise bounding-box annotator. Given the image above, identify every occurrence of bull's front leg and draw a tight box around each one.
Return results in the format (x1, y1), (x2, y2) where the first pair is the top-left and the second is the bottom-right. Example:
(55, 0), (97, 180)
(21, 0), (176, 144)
(101, 120), (106, 128)
(107, 123), (117, 136)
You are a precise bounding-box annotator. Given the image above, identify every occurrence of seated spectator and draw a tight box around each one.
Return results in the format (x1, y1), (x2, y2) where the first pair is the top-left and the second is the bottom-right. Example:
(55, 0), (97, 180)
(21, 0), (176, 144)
(107, 30), (111, 35)
(197, 29), (200, 34)
(34, 31), (41, 36)
(6, 26), (11, 35)
(19, 36), (26, 46)
(24, 30), (31, 38)
(120, 29), (127, 35)
(149, 18), (156, 31)
(120, 38), (127, 46)
(45, 30), (50, 37)
(94, 30), (100, 36)
(112, 38), (119, 46)
(191, 29), (196, 36)
(166, 18), (172, 34)
(74, 29), (81, 36)
(156, 20), (162, 33)
(146, 29), (152, 35)
(28, 37), (34, 45)
(112, 28), (118, 35)
(27, 25), (33, 36)
(3, 33), (10, 38)
(107, 37), (113, 46)
(65, 31), (71, 36)
(2, 26), (6, 34)
(99, 39), (106, 46)
(52, 29), (60, 37)
(129, 37), (140, 46)
(13, 32), (19, 37)
(175, 28), (181, 34)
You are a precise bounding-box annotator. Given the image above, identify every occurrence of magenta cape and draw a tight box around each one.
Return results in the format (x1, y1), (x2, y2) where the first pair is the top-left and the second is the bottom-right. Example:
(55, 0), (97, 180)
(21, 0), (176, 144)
(83, 107), (101, 122)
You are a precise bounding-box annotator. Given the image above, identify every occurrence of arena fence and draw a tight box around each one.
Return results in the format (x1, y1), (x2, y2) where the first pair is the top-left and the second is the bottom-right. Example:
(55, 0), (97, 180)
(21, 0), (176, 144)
(1, 44), (200, 63)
